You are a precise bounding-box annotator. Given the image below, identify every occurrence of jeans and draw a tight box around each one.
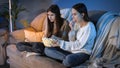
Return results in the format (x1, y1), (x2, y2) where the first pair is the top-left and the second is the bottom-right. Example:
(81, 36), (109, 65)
(45, 47), (90, 67)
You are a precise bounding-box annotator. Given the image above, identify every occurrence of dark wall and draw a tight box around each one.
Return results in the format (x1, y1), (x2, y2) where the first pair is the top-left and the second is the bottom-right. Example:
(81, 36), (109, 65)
(1, 0), (120, 30)
(0, 0), (53, 29)
(54, 0), (120, 12)
(17, 0), (52, 29)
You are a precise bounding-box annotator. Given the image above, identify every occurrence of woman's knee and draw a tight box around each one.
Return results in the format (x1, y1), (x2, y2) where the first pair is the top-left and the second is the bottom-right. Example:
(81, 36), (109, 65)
(63, 55), (75, 67)
(44, 47), (55, 56)
(63, 53), (90, 67)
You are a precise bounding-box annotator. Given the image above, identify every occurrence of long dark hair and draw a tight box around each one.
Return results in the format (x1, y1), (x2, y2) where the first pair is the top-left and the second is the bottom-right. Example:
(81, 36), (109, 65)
(47, 4), (64, 37)
(72, 3), (90, 22)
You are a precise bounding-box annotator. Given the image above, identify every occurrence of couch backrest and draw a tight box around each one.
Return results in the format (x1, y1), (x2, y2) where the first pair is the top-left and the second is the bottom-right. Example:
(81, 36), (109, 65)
(88, 10), (106, 25)
(60, 8), (106, 26)
(30, 9), (106, 32)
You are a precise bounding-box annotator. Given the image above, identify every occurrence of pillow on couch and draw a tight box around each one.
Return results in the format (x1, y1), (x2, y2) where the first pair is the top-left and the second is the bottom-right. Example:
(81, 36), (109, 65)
(24, 29), (44, 42)
(10, 29), (25, 42)
(10, 27), (37, 44)
(30, 12), (47, 32)
(60, 8), (72, 22)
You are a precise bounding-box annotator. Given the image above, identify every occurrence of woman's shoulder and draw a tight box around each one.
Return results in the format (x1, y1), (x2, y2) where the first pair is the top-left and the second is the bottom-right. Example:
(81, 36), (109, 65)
(88, 21), (96, 35)
(88, 21), (96, 29)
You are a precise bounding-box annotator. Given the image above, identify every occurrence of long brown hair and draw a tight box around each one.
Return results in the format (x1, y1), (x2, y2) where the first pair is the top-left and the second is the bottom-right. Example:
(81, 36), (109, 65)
(46, 4), (64, 37)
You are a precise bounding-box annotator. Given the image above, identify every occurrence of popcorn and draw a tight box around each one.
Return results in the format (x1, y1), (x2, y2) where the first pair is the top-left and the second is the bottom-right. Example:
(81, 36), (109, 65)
(42, 37), (55, 47)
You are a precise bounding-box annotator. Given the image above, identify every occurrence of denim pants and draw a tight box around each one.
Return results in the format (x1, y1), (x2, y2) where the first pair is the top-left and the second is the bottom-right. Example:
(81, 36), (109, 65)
(45, 47), (90, 67)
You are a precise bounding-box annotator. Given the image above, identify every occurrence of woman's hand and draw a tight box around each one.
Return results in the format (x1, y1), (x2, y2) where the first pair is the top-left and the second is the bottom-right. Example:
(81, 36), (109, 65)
(69, 21), (74, 30)
(42, 37), (59, 47)
(51, 39), (59, 47)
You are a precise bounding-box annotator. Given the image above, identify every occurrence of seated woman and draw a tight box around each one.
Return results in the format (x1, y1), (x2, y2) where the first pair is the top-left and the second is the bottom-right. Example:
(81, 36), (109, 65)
(44, 3), (96, 67)
(16, 4), (70, 57)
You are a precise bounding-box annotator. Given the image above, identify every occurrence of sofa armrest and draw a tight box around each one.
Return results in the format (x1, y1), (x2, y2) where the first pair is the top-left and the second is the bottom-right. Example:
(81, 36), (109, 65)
(9, 27), (38, 44)
(0, 29), (7, 36)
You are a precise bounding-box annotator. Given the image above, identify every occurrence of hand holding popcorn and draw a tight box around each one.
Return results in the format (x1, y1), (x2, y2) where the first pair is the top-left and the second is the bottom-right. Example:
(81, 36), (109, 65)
(42, 37), (56, 47)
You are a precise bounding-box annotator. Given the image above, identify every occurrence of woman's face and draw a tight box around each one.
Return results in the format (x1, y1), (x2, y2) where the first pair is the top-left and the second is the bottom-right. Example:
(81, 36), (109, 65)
(72, 8), (83, 23)
(47, 11), (56, 22)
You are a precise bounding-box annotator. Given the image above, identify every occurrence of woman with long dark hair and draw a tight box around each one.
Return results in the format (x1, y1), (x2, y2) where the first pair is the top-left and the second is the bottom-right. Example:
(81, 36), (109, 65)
(44, 4), (70, 40)
(16, 4), (70, 57)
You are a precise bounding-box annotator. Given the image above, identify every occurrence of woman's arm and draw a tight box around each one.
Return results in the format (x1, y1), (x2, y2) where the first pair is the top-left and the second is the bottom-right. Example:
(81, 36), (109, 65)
(58, 25), (94, 52)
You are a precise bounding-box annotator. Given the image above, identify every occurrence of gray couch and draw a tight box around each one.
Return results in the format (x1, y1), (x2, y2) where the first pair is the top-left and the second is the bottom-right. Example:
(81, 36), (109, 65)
(6, 10), (106, 68)
(0, 16), (9, 65)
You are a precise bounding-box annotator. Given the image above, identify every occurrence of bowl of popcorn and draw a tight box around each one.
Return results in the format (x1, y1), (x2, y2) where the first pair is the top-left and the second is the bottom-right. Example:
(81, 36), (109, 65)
(42, 37), (55, 47)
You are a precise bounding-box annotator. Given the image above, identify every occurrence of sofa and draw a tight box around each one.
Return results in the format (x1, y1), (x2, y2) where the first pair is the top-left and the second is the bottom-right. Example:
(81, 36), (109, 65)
(7, 9), (107, 68)
(0, 16), (9, 65)
(0, 29), (8, 65)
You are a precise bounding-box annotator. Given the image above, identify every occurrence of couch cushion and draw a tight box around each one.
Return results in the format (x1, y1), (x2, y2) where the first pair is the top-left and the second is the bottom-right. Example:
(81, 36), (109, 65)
(10, 27), (36, 43)
(10, 29), (25, 42)
(60, 8), (72, 22)
(30, 12), (47, 32)
(24, 29), (44, 42)
(7, 44), (66, 68)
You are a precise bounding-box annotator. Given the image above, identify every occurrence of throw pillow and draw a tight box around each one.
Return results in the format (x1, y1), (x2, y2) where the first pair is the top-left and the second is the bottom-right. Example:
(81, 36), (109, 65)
(30, 12), (47, 31)
(24, 29), (44, 42)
